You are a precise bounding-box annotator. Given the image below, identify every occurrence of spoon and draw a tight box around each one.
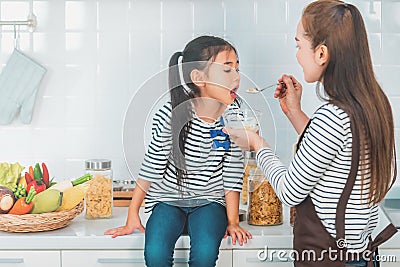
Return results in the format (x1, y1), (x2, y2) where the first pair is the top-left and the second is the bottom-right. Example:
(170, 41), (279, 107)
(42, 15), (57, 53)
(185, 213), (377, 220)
(246, 82), (285, 94)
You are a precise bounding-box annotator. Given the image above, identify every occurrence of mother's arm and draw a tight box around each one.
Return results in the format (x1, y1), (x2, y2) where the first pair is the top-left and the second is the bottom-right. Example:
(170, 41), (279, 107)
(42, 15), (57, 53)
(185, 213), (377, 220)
(276, 74), (309, 134)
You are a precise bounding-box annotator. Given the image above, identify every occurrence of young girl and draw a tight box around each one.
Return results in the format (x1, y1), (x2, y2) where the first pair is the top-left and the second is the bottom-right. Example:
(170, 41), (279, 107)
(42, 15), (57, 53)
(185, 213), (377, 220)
(226, 1), (397, 266)
(105, 35), (251, 267)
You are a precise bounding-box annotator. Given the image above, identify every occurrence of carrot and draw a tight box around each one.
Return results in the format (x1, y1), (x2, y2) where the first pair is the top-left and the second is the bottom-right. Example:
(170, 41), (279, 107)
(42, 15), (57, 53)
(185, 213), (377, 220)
(29, 166), (34, 181)
(8, 187), (36, 215)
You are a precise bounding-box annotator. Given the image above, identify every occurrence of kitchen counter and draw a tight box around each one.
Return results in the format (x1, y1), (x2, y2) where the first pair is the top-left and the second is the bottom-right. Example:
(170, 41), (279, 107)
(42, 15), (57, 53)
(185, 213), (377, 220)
(0, 206), (398, 251)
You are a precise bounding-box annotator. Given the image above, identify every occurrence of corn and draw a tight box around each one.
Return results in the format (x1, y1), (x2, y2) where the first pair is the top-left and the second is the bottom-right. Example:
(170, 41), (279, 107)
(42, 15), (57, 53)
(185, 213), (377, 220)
(57, 183), (90, 211)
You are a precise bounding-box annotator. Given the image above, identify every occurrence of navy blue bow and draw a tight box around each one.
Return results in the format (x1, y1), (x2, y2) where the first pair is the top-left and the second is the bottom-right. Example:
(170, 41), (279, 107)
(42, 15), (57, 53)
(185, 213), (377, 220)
(212, 140), (230, 150)
(210, 129), (228, 138)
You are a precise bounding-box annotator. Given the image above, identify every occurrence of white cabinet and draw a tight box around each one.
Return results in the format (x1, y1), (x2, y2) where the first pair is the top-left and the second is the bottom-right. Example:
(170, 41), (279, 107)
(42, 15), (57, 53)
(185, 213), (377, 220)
(379, 249), (400, 267)
(0, 251), (60, 267)
(233, 250), (293, 267)
(232, 249), (400, 267)
(62, 250), (232, 267)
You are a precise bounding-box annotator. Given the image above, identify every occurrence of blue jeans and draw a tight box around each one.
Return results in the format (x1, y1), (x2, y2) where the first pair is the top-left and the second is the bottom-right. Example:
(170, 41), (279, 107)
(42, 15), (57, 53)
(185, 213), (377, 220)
(345, 259), (368, 267)
(144, 202), (228, 267)
(346, 258), (376, 267)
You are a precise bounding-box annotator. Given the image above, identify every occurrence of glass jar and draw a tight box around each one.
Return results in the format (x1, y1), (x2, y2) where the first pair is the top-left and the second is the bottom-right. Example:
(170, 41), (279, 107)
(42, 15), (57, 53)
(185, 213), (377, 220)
(290, 207), (296, 226)
(247, 168), (282, 226)
(242, 151), (257, 205)
(290, 140), (299, 227)
(85, 159), (113, 219)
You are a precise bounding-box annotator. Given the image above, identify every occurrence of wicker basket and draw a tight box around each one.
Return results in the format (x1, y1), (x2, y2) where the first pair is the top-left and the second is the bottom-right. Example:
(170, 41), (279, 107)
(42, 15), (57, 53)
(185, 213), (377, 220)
(0, 201), (84, 233)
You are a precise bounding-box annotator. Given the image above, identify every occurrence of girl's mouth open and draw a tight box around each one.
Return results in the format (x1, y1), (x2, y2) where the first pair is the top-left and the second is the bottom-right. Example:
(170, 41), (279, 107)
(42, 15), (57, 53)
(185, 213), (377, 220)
(230, 88), (237, 99)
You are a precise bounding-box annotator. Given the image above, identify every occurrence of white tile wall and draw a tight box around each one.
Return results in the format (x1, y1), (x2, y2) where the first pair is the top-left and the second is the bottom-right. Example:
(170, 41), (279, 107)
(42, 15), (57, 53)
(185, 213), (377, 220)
(0, 0), (398, 185)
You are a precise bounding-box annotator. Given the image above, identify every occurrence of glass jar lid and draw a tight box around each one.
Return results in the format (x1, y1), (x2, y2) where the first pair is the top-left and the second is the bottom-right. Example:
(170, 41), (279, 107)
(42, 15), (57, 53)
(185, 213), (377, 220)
(85, 159), (111, 170)
(244, 151), (257, 158)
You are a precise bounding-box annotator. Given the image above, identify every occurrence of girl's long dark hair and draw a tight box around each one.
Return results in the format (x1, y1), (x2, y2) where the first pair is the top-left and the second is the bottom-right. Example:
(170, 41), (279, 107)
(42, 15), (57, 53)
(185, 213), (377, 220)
(303, 0), (396, 204)
(168, 36), (237, 193)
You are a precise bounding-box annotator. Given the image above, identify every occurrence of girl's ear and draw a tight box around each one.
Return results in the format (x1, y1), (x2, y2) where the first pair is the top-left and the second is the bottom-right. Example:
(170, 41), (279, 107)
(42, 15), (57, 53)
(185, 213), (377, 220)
(190, 69), (206, 87)
(315, 44), (329, 66)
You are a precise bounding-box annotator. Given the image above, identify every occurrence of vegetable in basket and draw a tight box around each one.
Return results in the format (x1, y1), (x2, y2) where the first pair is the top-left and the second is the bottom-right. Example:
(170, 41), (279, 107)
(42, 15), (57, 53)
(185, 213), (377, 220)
(24, 172), (46, 194)
(18, 175), (27, 189)
(0, 185), (15, 214)
(8, 187), (36, 215)
(29, 166), (34, 181)
(0, 162), (24, 190)
(31, 189), (63, 214)
(41, 163), (50, 186)
(57, 183), (90, 211)
(11, 184), (27, 199)
(33, 163), (42, 182)
(50, 173), (92, 192)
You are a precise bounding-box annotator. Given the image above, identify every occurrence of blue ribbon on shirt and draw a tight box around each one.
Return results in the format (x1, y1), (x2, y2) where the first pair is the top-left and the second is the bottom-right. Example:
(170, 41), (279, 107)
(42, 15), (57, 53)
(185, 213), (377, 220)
(210, 129), (228, 138)
(212, 140), (230, 150)
(210, 118), (230, 150)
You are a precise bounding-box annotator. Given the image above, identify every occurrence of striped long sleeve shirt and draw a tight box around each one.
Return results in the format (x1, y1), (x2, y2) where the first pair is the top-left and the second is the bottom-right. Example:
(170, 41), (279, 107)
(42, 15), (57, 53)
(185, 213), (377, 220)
(139, 102), (244, 212)
(256, 104), (377, 252)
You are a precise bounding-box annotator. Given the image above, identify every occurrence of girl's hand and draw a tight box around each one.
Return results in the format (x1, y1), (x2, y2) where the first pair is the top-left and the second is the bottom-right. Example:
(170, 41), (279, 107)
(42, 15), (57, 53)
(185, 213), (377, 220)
(104, 215), (145, 238)
(224, 223), (252, 246)
(275, 74), (303, 117)
(222, 128), (268, 152)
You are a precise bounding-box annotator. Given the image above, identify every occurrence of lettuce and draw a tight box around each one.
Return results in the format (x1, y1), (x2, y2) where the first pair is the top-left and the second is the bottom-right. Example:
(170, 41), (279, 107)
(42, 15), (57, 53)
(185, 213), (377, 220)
(0, 162), (24, 190)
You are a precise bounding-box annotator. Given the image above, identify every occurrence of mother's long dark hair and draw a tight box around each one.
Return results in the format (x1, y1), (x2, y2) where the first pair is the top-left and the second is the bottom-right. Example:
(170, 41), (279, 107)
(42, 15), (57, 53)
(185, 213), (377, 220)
(303, 0), (396, 204)
(168, 36), (237, 193)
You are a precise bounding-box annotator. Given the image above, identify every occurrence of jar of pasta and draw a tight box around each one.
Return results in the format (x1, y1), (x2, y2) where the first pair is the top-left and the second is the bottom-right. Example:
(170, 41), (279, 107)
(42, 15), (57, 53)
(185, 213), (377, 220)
(85, 159), (113, 219)
(242, 151), (257, 205)
(247, 168), (282, 225)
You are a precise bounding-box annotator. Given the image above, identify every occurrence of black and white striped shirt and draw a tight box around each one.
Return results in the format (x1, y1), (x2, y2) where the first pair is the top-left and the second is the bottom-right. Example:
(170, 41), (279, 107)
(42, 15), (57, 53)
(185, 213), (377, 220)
(139, 102), (244, 212)
(257, 104), (377, 252)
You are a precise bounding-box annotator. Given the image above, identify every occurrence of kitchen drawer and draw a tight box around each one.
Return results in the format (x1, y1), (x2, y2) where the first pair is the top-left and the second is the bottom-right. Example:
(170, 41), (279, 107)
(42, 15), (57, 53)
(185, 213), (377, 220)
(62, 250), (232, 267)
(233, 249), (293, 267)
(378, 249), (400, 266)
(0, 251), (60, 267)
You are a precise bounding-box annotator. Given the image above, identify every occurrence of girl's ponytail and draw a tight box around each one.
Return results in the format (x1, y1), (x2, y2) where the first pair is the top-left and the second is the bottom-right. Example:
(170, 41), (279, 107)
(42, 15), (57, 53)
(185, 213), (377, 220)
(168, 51), (191, 192)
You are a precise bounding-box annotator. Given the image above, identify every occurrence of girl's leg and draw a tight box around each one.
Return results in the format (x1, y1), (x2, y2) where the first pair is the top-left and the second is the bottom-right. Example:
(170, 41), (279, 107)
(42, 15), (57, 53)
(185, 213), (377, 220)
(345, 259), (367, 267)
(144, 202), (186, 267)
(187, 202), (228, 267)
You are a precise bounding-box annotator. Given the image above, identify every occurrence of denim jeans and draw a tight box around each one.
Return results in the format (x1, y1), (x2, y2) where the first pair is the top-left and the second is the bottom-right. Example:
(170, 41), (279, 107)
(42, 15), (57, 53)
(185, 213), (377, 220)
(345, 259), (368, 267)
(144, 201), (228, 267)
(346, 258), (376, 267)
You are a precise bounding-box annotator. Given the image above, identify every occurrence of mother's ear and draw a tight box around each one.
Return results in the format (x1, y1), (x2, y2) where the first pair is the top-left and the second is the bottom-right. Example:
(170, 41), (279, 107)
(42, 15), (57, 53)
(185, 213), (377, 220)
(315, 44), (329, 66)
(190, 69), (206, 87)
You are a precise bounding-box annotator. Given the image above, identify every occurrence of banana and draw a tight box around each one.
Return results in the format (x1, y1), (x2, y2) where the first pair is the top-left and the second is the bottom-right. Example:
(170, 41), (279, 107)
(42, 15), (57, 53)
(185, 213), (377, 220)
(31, 189), (63, 214)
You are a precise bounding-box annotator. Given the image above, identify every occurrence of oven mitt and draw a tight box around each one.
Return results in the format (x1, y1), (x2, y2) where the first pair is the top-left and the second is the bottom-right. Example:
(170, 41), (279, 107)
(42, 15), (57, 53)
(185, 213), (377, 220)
(0, 49), (46, 125)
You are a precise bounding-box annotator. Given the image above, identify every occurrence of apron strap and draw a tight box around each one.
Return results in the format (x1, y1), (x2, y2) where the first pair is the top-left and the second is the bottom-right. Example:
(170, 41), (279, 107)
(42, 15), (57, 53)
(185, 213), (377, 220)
(295, 119), (312, 152)
(296, 116), (360, 240)
(335, 119), (360, 240)
(365, 224), (398, 267)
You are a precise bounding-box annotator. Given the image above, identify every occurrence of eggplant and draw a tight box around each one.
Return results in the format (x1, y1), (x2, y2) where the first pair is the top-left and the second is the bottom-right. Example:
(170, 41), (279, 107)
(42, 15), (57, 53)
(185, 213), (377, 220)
(0, 185), (15, 214)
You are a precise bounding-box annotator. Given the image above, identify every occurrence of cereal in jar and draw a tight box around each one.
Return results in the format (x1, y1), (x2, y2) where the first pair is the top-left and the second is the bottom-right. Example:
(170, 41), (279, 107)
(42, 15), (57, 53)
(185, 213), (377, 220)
(85, 159), (113, 219)
(247, 168), (282, 225)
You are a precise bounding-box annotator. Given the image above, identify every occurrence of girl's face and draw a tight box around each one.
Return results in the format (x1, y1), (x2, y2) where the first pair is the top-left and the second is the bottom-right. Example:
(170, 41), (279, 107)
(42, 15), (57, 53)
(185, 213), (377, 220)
(295, 21), (327, 83)
(198, 50), (240, 105)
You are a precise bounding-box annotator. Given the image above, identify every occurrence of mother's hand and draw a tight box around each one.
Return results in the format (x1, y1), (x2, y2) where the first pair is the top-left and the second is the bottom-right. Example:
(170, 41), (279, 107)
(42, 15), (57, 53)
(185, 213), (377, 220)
(222, 128), (268, 152)
(275, 74), (303, 116)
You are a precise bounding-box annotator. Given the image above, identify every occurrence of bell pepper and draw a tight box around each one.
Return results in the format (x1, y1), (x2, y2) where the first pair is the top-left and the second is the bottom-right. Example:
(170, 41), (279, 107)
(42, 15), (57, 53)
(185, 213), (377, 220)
(41, 163), (49, 187)
(27, 180), (46, 194)
(24, 172), (34, 184)
(8, 187), (36, 215)
(34, 163), (42, 182)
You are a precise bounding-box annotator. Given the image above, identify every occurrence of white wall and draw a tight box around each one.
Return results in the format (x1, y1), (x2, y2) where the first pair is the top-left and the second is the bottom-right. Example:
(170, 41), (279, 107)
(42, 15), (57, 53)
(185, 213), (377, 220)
(0, 0), (398, 183)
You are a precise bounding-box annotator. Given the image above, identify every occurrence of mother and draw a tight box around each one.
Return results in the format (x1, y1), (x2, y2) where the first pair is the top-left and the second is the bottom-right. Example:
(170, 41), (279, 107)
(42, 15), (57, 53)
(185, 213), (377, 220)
(226, 1), (397, 266)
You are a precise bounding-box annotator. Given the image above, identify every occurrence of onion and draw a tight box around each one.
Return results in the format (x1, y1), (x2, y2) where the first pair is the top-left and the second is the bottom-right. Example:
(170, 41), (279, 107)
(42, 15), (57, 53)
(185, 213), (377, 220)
(0, 186), (15, 213)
